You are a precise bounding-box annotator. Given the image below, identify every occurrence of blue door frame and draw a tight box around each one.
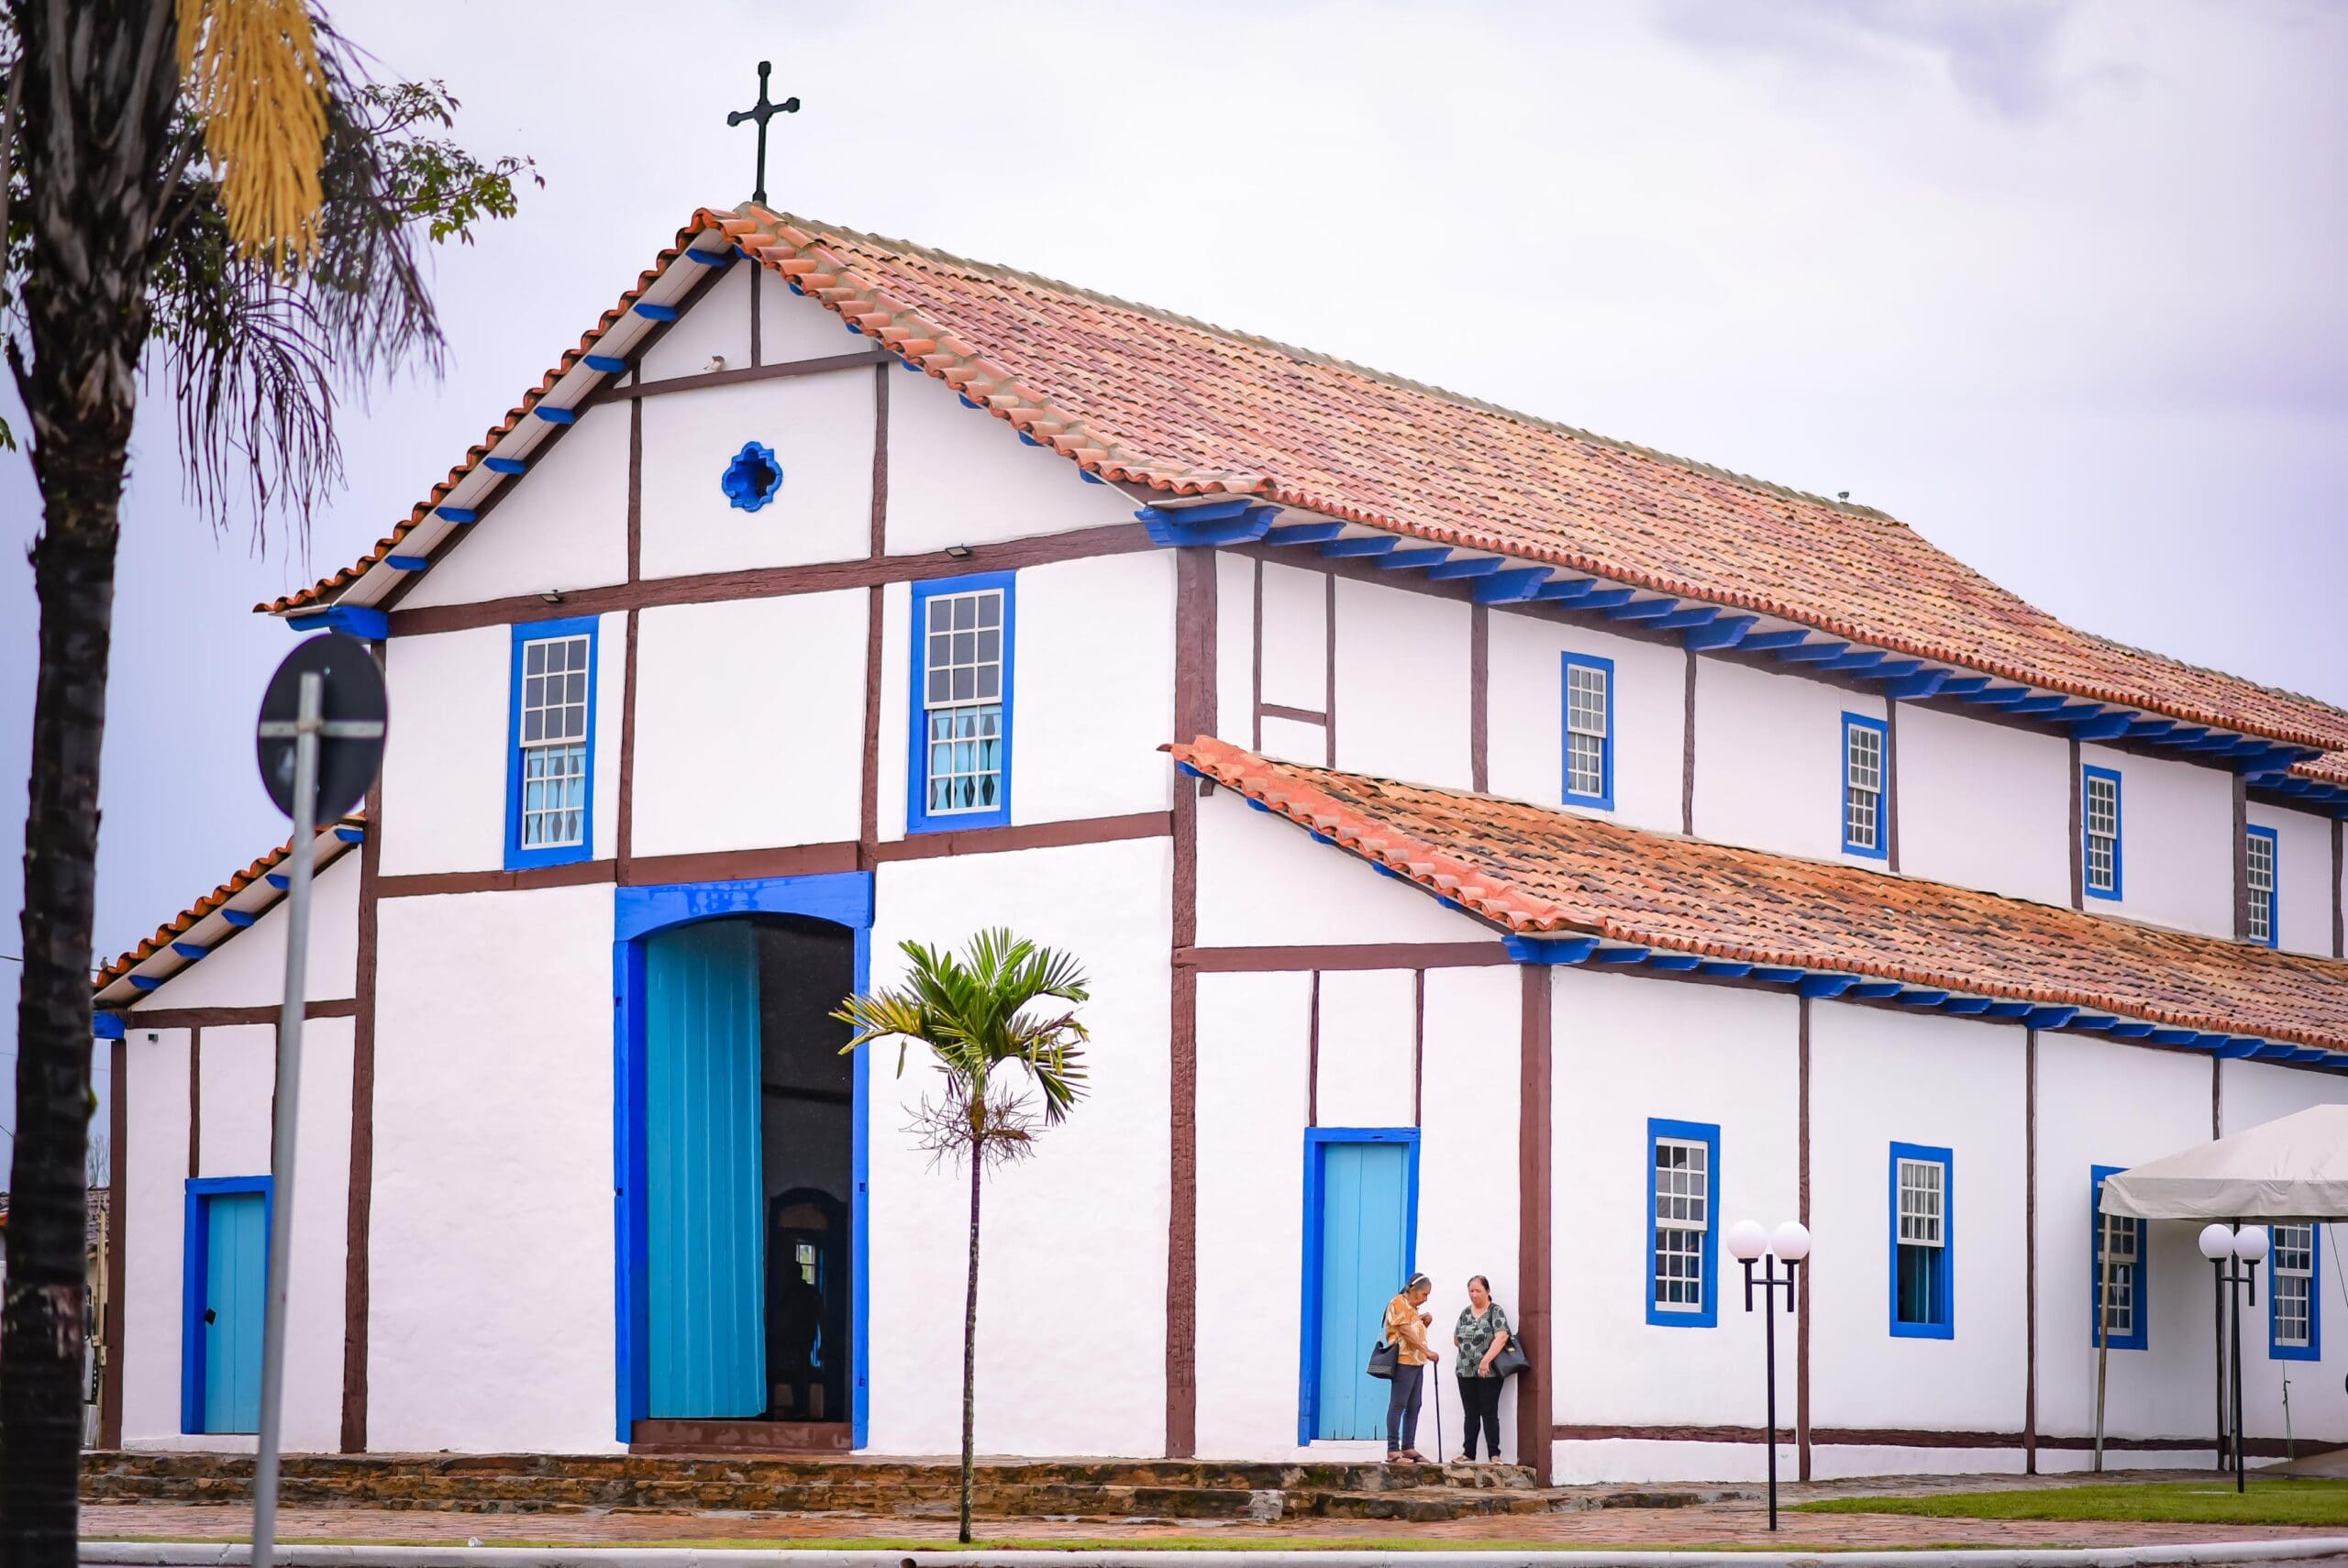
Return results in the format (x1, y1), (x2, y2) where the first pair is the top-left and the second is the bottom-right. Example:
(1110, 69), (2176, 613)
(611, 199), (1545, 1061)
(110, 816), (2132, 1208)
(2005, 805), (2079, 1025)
(181, 1175), (273, 1434)
(1297, 1127), (1420, 1446)
(614, 870), (872, 1447)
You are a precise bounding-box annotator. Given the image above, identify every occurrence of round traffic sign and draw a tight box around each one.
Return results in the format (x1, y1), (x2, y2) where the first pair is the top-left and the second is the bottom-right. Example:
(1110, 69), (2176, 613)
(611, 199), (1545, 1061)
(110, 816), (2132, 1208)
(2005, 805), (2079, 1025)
(256, 633), (389, 821)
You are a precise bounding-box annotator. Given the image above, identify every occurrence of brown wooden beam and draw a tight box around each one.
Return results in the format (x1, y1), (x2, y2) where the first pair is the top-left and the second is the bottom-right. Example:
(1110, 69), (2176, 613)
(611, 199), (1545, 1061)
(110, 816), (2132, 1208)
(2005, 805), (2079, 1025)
(1518, 965), (1554, 1481)
(126, 1000), (358, 1032)
(388, 525), (1154, 638)
(1178, 942), (1511, 973)
(589, 348), (889, 403)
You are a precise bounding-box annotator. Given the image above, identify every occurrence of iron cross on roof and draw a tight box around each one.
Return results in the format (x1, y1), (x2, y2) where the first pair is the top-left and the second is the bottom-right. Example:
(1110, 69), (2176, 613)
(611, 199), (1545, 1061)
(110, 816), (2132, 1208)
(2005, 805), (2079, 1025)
(726, 61), (800, 207)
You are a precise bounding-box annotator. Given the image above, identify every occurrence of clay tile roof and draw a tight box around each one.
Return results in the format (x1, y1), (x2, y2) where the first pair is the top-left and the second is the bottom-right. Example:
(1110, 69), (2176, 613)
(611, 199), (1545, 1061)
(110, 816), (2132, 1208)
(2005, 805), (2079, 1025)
(270, 203), (2348, 777)
(91, 818), (363, 996)
(1172, 736), (2348, 1055)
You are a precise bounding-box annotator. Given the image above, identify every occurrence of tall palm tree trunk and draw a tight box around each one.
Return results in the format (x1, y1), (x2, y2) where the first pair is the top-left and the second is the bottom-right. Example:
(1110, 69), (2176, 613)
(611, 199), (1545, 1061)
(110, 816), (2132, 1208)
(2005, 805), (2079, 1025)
(3, 6), (179, 1563)
(958, 1151), (981, 1545)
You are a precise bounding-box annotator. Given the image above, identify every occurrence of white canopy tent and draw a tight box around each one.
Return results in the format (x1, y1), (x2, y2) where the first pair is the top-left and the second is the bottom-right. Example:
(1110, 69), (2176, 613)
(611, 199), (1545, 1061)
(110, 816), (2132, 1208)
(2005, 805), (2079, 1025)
(2102, 1104), (2348, 1222)
(2091, 1103), (2348, 1476)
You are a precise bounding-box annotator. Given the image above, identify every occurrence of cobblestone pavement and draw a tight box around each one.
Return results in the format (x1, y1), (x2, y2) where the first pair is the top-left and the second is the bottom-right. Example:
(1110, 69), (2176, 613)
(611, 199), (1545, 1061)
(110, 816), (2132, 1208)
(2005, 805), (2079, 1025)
(75, 1472), (2348, 1551)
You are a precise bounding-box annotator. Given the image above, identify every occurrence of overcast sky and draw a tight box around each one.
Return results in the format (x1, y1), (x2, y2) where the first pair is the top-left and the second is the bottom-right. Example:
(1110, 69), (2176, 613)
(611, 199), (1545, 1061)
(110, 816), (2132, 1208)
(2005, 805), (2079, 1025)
(5, 0), (2344, 1167)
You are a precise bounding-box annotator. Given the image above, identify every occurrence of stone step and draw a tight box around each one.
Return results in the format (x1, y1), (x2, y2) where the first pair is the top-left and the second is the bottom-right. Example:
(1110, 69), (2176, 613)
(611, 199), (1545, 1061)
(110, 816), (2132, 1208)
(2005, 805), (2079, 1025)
(81, 1452), (1543, 1519)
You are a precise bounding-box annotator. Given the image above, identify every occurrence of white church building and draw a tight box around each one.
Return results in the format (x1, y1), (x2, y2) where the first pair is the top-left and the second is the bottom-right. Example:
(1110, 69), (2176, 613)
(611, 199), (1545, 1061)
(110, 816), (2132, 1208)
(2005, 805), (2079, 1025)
(89, 203), (2348, 1485)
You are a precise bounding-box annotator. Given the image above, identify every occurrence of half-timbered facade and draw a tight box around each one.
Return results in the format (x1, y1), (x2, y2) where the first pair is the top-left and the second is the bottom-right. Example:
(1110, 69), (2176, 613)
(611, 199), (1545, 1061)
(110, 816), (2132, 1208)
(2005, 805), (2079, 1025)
(90, 203), (2348, 1484)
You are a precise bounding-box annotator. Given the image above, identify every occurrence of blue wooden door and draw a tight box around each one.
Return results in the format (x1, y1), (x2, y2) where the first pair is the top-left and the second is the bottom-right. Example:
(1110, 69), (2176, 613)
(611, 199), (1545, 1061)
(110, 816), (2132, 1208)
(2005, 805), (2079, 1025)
(645, 920), (768, 1417)
(1313, 1141), (1412, 1440)
(200, 1191), (266, 1433)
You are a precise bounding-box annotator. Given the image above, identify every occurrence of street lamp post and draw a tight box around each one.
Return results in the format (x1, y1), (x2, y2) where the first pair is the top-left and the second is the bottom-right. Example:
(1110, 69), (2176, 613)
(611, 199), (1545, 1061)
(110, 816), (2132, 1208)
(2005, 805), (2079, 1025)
(1727, 1219), (1811, 1531)
(2199, 1222), (2267, 1494)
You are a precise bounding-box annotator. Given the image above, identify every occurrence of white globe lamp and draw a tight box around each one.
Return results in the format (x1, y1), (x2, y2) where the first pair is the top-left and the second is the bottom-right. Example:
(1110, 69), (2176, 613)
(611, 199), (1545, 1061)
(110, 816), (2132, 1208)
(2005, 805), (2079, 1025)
(1727, 1220), (1769, 1263)
(2199, 1222), (2236, 1262)
(2234, 1226), (2270, 1264)
(1771, 1221), (1812, 1263)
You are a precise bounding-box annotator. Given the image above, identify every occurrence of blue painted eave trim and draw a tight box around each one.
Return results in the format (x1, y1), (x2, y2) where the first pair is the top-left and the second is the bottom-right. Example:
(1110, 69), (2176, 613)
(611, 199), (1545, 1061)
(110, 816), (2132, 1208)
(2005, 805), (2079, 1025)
(287, 604), (389, 641)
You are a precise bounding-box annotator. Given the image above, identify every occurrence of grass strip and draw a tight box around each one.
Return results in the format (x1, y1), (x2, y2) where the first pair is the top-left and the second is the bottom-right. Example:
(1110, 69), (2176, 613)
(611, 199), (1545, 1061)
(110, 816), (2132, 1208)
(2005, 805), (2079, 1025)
(1796, 1477), (2348, 1528)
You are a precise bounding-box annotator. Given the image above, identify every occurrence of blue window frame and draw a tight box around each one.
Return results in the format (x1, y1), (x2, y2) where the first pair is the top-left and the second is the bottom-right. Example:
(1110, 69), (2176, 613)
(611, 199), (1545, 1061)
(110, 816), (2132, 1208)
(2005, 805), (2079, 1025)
(2089, 1165), (2147, 1352)
(181, 1175), (273, 1435)
(1647, 1118), (1721, 1328)
(1560, 652), (1614, 811)
(1296, 1127), (1421, 1446)
(1842, 712), (1889, 859)
(505, 616), (600, 870)
(2082, 764), (2122, 900)
(2245, 825), (2278, 948)
(907, 572), (1016, 834)
(1888, 1142), (1954, 1338)
(2271, 1223), (2320, 1361)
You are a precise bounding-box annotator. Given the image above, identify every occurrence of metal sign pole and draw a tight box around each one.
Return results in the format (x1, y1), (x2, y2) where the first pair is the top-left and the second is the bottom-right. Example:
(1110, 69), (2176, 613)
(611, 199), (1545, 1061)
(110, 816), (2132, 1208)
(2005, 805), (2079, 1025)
(251, 668), (323, 1568)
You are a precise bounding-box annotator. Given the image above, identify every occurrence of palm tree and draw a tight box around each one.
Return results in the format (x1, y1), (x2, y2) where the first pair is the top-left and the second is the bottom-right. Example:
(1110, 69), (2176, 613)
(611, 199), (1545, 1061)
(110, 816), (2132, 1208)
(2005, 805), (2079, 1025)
(836, 929), (1091, 1546)
(2, 6), (529, 1561)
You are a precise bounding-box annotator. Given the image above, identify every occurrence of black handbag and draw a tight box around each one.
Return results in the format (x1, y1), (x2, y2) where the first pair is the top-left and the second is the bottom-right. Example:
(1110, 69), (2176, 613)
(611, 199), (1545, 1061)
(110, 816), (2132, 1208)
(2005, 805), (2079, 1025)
(1490, 1340), (1530, 1379)
(1367, 1340), (1400, 1379)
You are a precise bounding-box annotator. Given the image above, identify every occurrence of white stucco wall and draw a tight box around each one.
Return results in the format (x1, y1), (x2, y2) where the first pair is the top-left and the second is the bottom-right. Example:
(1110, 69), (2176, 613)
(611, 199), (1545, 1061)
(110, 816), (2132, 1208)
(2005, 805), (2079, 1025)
(1213, 553), (1255, 744)
(1807, 1002), (2028, 1437)
(1008, 552), (1176, 827)
(1332, 579), (1472, 791)
(1486, 611), (1685, 836)
(874, 580), (912, 843)
(1313, 969), (1417, 1130)
(638, 370), (873, 580)
(637, 262), (753, 383)
(1257, 563), (1327, 716)
(1897, 702), (2072, 909)
(1194, 969), (1314, 1458)
(629, 591), (868, 856)
(882, 369), (1134, 556)
(379, 625), (511, 877)
(131, 853), (359, 1011)
(2079, 743), (2233, 938)
(2033, 1034), (2217, 1444)
(402, 403), (629, 609)
(2249, 803), (2334, 957)
(1694, 658), (1885, 866)
(1194, 787), (1498, 949)
(280, 1015), (355, 1453)
(120, 1026), (192, 1447)
(1413, 966), (1525, 1461)
(1548, 968), (1801, 1484)
(195, 1023), (276, 1179)
(865, 837), (1170, 1457)
(759, 269), (871, 364)
(368, 882), (619, 1452)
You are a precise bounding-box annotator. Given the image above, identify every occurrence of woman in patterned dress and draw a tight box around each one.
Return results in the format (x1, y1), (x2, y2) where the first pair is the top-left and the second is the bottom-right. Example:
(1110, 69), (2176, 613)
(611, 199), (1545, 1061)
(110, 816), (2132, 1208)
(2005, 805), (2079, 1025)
(1453, 1275), (1512, 1463)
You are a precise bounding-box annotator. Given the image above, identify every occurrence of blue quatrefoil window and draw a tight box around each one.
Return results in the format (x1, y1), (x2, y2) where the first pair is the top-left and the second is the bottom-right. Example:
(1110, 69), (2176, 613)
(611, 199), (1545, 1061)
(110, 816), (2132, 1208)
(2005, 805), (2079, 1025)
(721, 440), (783, 513)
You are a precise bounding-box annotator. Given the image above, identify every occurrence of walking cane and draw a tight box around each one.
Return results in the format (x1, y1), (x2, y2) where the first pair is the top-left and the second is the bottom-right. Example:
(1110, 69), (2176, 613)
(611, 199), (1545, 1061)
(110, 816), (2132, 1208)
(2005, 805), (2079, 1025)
(1434, 1360), (1445, 1466)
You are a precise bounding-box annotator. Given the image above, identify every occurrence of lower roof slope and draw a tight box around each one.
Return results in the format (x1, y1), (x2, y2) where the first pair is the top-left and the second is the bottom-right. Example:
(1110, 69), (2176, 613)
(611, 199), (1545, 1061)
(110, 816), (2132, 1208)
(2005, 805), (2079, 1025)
(1172, 735), (2348, 1056)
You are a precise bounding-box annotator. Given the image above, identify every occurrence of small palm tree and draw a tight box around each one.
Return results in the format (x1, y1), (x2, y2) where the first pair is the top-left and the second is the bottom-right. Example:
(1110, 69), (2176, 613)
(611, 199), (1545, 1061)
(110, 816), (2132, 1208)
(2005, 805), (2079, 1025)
(836, 928), (1090, 1546)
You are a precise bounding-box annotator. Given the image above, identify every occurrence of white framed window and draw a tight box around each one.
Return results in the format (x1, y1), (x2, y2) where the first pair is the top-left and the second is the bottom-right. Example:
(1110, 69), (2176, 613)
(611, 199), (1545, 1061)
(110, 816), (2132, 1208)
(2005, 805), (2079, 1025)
(1651, 1135), (1710, 1315)
(2099, 1209), (2140, 1341)
(1561, 653), (1614, 808)
(2246, 826), (2277, 947)
(1843, 714), (1887, 857)
(516, 632), (591, 852)
(910, 575), (1015, 831)
(2274, 1223), (2315, 1352)
(2084, 767), (2121, 899)
(1898, 1157), (1944, 1248)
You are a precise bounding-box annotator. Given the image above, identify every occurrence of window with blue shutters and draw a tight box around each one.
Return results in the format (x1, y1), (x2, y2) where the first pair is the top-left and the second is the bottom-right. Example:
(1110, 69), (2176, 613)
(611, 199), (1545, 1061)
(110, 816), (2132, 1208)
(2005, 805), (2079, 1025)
(909, 572), (1016, 833)
(506, 617), (598, 869)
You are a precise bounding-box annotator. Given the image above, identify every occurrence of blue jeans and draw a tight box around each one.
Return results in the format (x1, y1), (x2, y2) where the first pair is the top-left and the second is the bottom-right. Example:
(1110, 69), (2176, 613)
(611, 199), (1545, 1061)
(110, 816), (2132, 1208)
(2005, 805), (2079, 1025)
(1385, 1362), (1423, 1452)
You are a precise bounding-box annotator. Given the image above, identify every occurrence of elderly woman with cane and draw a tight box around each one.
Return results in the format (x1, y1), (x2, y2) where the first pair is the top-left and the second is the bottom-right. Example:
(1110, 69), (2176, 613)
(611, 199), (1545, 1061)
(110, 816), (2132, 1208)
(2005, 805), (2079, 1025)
(1381, 1273), (1438, 1463)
